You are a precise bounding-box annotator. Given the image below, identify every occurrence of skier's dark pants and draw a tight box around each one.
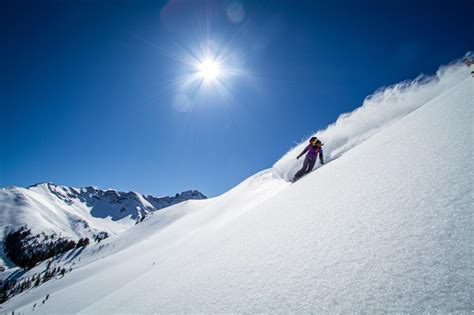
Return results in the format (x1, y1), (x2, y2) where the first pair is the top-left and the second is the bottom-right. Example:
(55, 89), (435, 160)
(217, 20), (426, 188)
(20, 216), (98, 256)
(294, 156), (316, 180)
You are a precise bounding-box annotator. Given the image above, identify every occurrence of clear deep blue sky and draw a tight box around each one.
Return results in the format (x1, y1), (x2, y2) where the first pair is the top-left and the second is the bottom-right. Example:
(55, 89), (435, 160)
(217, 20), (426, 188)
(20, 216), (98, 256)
(1, 0), (473, 197)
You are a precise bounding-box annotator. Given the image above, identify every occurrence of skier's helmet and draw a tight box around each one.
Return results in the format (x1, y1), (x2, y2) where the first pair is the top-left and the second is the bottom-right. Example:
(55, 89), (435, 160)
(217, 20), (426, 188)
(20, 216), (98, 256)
(310, 137), (318, 145)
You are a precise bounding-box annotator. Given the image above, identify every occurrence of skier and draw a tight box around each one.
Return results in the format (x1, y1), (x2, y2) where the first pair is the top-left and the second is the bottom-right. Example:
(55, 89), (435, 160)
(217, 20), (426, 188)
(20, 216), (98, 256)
(463, 57), (474, 77)
(292, 136), (324, 182)
(464, 57), (473, 67)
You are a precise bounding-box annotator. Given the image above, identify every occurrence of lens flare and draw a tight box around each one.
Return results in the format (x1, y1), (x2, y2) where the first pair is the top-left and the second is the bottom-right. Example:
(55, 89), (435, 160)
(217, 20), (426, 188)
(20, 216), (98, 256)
(139, 1), (253, 112)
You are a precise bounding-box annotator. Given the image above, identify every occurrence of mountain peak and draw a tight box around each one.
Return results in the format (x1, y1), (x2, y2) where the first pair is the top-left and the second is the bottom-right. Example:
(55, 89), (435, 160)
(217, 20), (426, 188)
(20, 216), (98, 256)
(0, 182), (207, 271)
(27, 182), (55, 188)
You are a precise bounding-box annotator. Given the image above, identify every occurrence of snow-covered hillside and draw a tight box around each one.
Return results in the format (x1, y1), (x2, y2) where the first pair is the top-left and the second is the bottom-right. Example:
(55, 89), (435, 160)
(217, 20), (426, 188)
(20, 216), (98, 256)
(2, 59), (473, 313)
(274, 57), (471, 181)
(0, 183), (206, 269)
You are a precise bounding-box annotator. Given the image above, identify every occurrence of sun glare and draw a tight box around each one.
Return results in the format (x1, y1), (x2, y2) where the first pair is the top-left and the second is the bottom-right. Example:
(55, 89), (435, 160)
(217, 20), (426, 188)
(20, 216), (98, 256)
(161, 36), (248, 111)
(198, 59), (220, 81)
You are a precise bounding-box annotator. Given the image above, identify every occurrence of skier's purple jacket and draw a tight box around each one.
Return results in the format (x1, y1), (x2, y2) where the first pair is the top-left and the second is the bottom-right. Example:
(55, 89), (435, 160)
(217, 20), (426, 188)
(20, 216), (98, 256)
(301, 144), (323, 160)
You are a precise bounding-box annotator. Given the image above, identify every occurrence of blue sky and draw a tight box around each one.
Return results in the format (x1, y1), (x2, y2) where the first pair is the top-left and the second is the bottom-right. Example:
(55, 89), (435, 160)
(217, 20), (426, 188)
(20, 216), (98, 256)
(1, 0), (473, 197)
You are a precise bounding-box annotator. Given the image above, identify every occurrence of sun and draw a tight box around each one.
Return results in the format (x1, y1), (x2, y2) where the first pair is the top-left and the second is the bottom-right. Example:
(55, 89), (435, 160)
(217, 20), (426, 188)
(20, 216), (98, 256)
(161, 37), (248, 109)
(198, 58), (220, 81)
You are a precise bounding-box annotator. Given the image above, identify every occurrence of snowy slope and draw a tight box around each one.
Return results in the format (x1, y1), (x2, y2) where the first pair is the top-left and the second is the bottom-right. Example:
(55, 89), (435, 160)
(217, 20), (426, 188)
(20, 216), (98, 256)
(274, 59), (470, 181)
(2, 60), (473, 313)
(0, 183), (206, 269)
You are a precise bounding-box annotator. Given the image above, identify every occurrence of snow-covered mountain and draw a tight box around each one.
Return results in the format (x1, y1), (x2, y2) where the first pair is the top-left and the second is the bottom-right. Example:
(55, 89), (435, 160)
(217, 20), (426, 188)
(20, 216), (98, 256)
(0, 183), (206, 269)
(1, 56), (472, 313)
